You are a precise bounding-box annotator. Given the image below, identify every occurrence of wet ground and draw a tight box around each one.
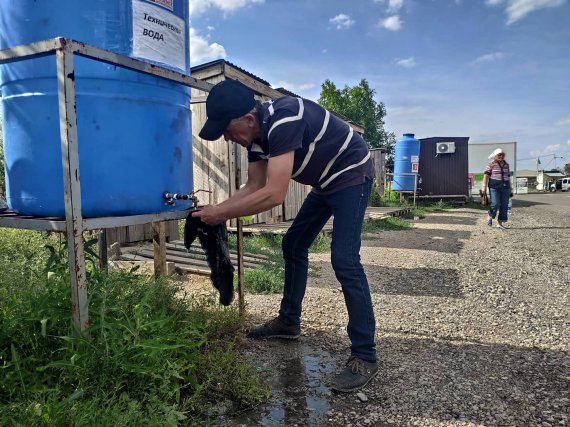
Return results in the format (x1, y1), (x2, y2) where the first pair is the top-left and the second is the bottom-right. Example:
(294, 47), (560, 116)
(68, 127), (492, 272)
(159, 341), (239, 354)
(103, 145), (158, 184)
(221, 340), (338, 426)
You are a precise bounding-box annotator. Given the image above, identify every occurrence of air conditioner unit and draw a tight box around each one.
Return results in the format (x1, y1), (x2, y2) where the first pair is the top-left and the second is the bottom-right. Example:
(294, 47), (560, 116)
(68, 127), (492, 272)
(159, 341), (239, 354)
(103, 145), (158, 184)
(436, 142), (456, 154)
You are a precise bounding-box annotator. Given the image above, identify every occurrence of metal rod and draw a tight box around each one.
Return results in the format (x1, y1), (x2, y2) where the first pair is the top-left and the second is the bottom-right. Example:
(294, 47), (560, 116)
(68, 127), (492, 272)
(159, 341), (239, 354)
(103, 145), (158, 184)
(99, 230), (108, 272)
(0, 38), (212, 91)
(234, 144), (245, 313)
(69, 39), (212, 91)
(413, 174), (417, 207)
(57, 44), (89, 332)
(0, 38), (64, 63)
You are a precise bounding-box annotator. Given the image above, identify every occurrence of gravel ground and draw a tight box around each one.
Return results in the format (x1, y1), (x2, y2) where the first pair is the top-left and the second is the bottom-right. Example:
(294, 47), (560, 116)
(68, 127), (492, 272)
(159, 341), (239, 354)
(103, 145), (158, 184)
(190, 193), (570, 426)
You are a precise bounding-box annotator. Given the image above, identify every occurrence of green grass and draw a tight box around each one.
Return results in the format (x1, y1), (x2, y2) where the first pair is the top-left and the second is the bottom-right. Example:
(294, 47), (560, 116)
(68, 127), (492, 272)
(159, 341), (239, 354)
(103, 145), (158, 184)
(361, 216), (411, 236)
(228, 231), (331, 294)
(0, 229), (269, 426)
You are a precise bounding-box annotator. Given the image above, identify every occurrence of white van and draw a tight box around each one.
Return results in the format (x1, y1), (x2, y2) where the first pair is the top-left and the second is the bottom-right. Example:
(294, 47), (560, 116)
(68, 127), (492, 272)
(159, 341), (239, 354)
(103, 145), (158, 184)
(560, 177), (570, 191)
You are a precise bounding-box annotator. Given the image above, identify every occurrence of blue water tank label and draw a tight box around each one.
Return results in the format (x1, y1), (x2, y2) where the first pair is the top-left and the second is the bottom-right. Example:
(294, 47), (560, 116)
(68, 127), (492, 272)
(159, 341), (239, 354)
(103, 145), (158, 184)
(133, 0), (186, 71)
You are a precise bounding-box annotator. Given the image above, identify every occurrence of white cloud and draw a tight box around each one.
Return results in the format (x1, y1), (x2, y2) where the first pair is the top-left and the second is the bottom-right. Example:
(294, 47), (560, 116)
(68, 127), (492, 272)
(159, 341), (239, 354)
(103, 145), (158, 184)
(190, 28), (226, 64)
(555, 117), (570, 126)
(274, 81), (316, 92)
(380, 15), (403, 30)
(567, 140), (570, 148)
(471, 52), (505, 64)
(396, 57), (416, 68)
(531, 144), (562, 157)
(373, 0), (405, 11)
(545, 144), (561, 153)
(387, 0), (405, 13)
(190, 0), (264, 17)
(485, 0), (566, 24)
(330, 14), (355, 30)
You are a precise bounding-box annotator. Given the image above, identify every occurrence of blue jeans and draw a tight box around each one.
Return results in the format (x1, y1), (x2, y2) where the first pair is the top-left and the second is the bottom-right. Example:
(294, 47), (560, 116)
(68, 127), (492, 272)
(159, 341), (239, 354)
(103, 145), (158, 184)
(278, 179), (376, 362)
(489, 185), (510, 222)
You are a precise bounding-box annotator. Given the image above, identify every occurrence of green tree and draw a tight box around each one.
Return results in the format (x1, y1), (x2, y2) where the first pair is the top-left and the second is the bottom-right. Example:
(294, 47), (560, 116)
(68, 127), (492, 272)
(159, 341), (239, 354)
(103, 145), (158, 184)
(318, 78), (395, 162)
(564, 163), (570, 176)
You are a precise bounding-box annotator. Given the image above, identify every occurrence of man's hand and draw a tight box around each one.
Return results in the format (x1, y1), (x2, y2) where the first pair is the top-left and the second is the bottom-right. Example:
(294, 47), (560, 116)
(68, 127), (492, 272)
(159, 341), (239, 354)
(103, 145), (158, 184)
(192, 205), (225, 225)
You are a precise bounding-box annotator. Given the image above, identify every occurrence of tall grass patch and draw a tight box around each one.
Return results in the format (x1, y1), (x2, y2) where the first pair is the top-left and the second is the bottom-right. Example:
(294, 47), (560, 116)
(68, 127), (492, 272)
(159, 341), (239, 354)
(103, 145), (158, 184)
(0, 229), (268, 425)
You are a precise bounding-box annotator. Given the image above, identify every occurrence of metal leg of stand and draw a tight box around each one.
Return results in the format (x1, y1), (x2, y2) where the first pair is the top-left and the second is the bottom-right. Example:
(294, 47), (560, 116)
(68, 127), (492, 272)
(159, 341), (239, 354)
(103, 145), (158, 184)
(57, 42), (89, 332)
(153, 221), (167, 277)
(99, 230), (108, 272)
(234, 145), (245, 314)
(236, 219), (245, 314)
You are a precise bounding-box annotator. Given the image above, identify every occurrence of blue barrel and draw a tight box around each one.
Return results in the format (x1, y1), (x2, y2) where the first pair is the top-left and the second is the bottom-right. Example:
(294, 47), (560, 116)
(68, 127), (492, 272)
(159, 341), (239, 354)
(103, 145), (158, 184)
(0, 0), (192, 217)
(393, 133), (420, 191)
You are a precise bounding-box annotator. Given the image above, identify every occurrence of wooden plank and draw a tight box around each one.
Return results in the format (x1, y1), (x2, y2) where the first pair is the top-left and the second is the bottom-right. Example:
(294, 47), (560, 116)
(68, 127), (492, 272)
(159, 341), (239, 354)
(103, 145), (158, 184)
(224, 65), (285, 99)
(120, 253), (211, 276)
(126, 247), (261, 270)
(168, 240), (269, 261)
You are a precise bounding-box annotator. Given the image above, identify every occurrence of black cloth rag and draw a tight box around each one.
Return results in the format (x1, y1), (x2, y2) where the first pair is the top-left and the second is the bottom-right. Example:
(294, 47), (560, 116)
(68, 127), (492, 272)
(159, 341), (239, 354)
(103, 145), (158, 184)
(184, 214), (235, 306)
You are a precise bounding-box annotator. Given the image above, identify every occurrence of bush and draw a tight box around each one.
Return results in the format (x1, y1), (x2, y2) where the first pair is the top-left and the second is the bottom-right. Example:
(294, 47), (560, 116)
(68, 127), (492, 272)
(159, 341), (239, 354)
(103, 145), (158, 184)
(368, 182), (383, 207)
(243, 267), (284, 294)
(0, 230), (268, 425)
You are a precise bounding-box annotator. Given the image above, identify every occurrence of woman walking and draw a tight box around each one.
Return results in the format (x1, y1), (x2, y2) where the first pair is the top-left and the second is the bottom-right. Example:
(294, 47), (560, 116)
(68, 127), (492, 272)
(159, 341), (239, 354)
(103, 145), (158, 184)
(481, 148), (512, 230)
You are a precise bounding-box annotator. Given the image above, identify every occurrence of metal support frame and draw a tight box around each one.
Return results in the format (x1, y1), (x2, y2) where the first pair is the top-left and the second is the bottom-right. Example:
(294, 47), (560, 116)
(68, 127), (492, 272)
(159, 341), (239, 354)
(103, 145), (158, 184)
(0, 38), (216, 331)
(387, 172), (418, 206)
(234, 146), (246, 315)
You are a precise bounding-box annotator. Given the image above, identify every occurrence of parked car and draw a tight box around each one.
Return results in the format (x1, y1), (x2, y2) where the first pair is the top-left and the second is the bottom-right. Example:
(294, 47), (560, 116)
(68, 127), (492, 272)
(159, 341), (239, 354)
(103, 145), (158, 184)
(557, 177), (570, 191)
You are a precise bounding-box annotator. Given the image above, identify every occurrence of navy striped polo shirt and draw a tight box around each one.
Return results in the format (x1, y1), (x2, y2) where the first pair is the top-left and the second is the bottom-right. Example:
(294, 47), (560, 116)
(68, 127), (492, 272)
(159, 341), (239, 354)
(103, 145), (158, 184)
(247, 96), (375, 194)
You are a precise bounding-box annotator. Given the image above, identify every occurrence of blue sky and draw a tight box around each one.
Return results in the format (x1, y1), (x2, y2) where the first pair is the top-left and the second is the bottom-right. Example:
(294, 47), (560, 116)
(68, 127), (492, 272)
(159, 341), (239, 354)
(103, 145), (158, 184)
(189, 0), (570, 171)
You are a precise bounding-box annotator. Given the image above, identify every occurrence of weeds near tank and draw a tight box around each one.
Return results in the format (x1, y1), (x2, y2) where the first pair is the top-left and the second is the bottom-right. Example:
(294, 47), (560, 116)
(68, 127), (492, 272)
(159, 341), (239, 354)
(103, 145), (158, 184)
(0, 229), (269, 425)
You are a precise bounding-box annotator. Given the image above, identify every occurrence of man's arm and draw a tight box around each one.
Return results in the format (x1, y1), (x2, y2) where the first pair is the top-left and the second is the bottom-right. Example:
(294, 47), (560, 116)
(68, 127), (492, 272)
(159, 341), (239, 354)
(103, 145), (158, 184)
(192, 151), (294, 224)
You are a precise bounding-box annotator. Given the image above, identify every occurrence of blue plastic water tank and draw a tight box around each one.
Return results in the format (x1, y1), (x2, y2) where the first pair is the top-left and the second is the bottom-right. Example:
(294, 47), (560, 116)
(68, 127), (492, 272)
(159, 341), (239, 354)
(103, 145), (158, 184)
(0, 0), (192, 217)
(393, 133), (420, 191)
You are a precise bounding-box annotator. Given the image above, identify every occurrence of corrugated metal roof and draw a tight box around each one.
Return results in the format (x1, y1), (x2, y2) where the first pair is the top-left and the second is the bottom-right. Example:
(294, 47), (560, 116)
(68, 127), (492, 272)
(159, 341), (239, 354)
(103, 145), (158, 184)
(191, 59), (270, 86)
(275, 87), (301, 98)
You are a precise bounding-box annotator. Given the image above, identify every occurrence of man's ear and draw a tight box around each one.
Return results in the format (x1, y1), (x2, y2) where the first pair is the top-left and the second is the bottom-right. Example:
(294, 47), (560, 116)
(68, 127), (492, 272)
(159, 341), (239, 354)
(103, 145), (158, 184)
(244, 113), (256, 127)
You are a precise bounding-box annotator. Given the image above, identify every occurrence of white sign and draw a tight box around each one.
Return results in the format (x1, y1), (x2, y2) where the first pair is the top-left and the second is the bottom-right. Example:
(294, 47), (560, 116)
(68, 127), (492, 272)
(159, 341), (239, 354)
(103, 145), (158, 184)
(132, 0), (186, 72)
(411, 155), (419, 163)
(412, 162), (419, 173)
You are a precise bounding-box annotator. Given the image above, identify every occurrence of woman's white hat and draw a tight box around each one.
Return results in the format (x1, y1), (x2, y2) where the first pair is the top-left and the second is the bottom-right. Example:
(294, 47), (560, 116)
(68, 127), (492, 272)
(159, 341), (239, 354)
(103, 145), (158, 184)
(489, 147), (505, 159)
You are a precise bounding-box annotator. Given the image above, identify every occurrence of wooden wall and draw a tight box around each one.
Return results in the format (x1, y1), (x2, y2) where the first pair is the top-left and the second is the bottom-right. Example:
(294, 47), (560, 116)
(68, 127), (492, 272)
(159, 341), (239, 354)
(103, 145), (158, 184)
(190, 63), (311, 227)
(105, 220), (180, 245)
(370, 148), (386, 194)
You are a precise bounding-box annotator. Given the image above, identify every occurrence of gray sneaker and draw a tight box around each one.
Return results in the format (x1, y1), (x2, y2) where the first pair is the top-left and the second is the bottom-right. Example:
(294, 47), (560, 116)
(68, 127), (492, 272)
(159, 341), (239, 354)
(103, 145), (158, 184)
(247, 317), (301, 340)
(331, 356), (378, 392)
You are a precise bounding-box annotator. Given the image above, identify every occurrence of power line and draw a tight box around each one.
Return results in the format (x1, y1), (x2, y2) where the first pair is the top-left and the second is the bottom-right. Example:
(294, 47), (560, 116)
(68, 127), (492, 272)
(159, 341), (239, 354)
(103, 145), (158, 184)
(518, 151), (570, 162)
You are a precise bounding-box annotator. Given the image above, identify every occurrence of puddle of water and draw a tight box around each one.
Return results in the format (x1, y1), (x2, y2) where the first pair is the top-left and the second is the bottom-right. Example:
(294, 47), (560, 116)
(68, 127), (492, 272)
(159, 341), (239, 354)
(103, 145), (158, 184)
(221, 340), (337, 426)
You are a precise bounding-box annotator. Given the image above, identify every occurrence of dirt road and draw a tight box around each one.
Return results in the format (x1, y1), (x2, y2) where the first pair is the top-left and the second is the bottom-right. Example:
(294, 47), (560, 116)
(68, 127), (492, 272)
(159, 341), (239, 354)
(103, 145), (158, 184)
(219, 193), (570, 426)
